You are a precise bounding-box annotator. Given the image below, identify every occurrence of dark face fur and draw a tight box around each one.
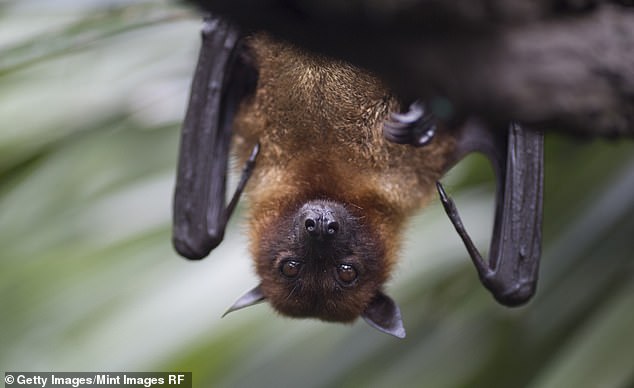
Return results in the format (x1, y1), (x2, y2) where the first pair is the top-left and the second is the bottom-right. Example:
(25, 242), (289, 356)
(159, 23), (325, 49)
(255, 199), (388, 322)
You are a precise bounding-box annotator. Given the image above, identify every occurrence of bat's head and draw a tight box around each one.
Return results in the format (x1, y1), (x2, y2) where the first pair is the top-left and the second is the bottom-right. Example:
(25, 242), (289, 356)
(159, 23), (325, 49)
(225, 199), (406, 338)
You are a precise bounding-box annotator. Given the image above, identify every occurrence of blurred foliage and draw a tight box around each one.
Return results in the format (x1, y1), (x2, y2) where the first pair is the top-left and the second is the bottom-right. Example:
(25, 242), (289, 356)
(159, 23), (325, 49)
(1, 1), (633, 387)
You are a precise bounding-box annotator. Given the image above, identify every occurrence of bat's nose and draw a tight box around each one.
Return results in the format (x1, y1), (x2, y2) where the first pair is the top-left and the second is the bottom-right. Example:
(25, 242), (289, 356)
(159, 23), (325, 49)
(300, 201), (344, 239)
(302, 210), (340, 238)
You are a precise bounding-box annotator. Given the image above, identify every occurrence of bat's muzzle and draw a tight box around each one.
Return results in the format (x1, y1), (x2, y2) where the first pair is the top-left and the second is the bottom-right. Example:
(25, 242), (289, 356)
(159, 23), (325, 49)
(298, 200), (348, 240)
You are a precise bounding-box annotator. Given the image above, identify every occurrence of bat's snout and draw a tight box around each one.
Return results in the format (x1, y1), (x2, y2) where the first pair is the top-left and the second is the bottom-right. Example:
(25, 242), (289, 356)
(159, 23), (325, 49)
(301, 210), (340, 239)
(298, 200), (348, 240)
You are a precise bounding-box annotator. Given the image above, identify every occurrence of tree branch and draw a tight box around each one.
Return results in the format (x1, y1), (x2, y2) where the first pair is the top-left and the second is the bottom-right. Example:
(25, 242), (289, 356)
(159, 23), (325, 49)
(188, 0), (634, 137)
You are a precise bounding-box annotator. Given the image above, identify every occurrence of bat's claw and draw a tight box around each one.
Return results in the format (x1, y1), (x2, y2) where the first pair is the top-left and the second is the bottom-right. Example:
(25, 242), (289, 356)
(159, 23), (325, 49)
(383, 101), (436, 147)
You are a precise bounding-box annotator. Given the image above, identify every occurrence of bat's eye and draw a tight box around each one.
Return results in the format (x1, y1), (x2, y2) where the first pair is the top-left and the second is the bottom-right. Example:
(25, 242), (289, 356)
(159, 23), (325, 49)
(336, 264), (358, 285)
(280, 259), (303, 278)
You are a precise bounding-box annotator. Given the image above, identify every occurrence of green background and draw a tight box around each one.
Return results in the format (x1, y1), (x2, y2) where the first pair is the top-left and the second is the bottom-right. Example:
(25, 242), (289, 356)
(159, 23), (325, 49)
(1, 1), (633, 387)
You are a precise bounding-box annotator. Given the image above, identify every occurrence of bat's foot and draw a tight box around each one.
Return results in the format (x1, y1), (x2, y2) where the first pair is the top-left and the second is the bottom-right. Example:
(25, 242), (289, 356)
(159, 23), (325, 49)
(383, 101), (436, 147)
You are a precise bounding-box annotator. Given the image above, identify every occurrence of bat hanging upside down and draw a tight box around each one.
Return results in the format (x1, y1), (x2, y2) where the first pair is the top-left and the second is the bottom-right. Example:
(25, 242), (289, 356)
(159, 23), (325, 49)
(172, 15), (544, 338)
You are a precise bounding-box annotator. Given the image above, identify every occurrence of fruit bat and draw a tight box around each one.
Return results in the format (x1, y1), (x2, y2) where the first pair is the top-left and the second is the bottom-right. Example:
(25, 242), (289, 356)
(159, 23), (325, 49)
(172, 15), (544, 338)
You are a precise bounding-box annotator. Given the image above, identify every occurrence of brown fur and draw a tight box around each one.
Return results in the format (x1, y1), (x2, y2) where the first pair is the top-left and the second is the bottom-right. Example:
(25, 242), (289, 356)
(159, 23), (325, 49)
(231, 34), (456, 322)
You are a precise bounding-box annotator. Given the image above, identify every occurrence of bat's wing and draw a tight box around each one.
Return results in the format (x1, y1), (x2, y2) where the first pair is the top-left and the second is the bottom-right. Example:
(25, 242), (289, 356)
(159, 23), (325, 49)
(438, 121), (544, 306)
(173, 15), (258, 260)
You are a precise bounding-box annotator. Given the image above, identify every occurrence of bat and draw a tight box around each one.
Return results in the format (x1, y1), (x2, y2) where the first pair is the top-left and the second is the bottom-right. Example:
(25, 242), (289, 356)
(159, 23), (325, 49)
(173, 15), (544, 338)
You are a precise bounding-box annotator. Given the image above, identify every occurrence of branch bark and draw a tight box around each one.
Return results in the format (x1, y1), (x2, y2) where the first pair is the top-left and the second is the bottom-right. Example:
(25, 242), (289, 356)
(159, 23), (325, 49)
(188, 0), (634, 137)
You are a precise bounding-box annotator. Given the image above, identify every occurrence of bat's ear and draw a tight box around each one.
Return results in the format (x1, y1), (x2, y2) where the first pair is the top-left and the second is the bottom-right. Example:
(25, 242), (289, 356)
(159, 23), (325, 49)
(222, 285), (266, 317)
(361, 291), (406, 339)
